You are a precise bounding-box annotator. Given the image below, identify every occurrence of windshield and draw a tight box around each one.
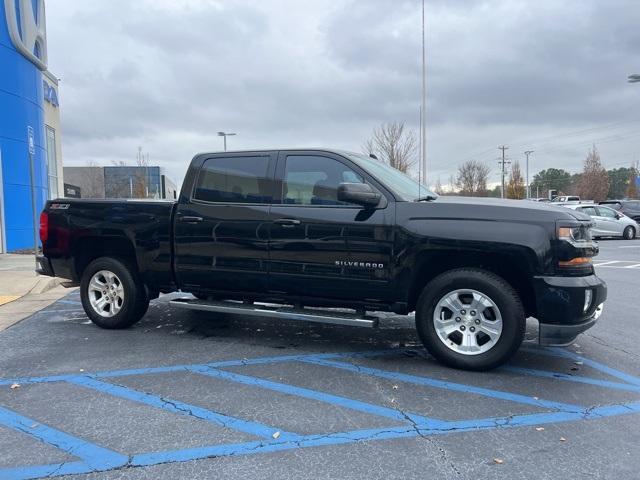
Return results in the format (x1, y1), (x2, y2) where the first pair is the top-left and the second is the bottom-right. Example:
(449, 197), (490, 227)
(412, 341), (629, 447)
(343, 151), (436, 201)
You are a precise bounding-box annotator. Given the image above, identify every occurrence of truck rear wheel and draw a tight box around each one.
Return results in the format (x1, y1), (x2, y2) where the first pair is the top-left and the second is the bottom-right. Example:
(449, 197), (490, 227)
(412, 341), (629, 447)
(415, 268), (525, 371)
(80, 257), (149, 329)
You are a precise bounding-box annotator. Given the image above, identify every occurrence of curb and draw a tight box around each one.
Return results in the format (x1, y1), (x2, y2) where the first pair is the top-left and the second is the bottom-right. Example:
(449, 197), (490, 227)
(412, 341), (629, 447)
(28, 276), (63, 295)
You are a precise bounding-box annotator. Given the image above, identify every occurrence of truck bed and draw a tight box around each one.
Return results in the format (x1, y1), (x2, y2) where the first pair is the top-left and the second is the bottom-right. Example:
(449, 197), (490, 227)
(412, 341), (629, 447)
(41, 198), (177, 293)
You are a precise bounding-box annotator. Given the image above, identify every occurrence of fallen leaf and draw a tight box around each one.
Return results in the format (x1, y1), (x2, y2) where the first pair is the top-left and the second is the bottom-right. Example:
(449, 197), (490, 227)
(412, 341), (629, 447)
(10, 383), (20, 389)
(272, 431), (281, 439)
(535, 427), (545, 431)
(494, 458), (504, 465)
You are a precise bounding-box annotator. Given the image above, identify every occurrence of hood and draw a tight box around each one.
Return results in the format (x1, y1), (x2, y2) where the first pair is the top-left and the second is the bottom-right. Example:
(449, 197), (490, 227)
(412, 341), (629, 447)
(413, 196), (591, 222)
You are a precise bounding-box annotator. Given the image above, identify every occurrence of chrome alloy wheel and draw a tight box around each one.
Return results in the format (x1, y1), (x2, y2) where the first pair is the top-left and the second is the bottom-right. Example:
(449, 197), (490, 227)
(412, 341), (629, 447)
(433, 289), (503, 355)
(88, 270), (125, 317)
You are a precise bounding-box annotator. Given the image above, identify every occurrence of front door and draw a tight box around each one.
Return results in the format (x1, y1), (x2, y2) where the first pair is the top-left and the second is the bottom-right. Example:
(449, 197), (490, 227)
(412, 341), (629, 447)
(174, 152), (277, 294)
(268, 151), (395, 303)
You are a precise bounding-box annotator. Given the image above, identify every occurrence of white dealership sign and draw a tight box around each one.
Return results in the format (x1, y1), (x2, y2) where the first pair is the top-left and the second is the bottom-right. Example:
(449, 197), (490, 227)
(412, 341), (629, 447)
(4, 0), (48, 70)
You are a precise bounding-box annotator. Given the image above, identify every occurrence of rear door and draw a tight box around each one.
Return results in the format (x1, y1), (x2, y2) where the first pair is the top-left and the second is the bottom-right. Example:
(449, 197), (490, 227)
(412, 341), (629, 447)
(268, 151), (395, 302)
(576, 206), (603, 235)
(596, 206), (623, 236)
(174, 152), (277, 294)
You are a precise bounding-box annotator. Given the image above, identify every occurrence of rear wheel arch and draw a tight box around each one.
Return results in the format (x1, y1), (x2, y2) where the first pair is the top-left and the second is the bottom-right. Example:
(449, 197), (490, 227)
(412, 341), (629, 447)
(73, 236), (139, 281)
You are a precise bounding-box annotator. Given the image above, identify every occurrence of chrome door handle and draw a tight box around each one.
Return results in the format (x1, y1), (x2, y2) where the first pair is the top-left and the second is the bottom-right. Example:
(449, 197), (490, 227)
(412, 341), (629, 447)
(274, 218), (301, 226)
(178, 216), (203, 223)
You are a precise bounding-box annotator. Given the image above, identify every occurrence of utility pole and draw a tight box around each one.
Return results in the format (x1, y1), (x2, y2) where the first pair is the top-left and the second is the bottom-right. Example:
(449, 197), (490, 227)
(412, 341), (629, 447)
(420, 0), (427, 184)
(524, 150), (534, 199)
(498, 146), (510, 199)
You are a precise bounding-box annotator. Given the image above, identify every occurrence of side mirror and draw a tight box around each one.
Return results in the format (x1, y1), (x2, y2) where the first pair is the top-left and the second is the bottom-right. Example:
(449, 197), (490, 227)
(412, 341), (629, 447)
(337, 182), (381, 208)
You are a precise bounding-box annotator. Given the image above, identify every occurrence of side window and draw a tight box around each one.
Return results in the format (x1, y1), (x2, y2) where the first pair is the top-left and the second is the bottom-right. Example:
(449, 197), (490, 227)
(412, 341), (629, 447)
(597, 207), (617, 218)
(282, 155), (364, 206)
(580, 206), (597, 216)
(194, 156), (272, 204)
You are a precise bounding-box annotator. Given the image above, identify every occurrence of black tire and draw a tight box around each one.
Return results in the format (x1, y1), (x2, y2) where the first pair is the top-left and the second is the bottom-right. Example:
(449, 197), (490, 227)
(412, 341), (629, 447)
(80, 257), (149, 329)
(415, 268), (525, 371)
(623, 226), (636, 240)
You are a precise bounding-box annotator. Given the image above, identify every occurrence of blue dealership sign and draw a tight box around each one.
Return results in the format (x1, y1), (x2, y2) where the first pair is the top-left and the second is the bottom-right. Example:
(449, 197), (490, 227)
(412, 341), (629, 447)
(0, 0), (49, 251)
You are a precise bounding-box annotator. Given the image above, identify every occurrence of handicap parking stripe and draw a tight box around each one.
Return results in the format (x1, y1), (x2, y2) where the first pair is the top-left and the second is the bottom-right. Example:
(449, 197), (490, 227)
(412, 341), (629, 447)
(0, 406), (128, 480)
(189, 365), (445, 429)
(503, 366), (640, 393)
(67, 376), (289, 440)
(521, 346), (640, 387)
(302, 357), (584, 412)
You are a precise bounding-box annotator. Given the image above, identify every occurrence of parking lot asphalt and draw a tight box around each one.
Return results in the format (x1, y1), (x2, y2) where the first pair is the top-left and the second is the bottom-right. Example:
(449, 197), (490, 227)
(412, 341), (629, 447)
(1, 239), (639, 480)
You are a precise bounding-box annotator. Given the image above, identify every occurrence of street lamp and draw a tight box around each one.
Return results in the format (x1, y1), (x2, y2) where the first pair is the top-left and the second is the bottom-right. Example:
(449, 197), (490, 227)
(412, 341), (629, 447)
(629, 74), (640, 83)
(217, 131), (236, 151)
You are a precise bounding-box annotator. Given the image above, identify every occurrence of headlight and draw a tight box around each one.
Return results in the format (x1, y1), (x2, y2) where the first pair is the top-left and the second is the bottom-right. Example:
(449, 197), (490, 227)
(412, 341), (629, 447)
(558, 225), (591, 243)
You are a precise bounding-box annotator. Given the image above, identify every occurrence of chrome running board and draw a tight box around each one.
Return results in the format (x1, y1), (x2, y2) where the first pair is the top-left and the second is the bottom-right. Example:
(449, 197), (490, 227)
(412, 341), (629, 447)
(170, 298), (379, 328)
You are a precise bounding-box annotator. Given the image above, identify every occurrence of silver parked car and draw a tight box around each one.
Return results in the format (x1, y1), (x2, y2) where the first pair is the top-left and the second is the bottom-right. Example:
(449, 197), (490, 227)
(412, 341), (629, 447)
(564, 204), (638, 240)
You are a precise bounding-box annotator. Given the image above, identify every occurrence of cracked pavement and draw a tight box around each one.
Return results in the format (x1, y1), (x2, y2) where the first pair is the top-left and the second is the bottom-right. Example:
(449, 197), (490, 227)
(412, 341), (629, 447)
(0, 239), (639, 479)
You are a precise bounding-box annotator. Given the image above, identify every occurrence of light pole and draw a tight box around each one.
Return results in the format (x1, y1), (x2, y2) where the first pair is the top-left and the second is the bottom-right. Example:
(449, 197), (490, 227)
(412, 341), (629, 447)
(420, 0), (427, 184)
(524, 150), (534, 199)
(629, 74), (640, 83)
(217, 131), (236, 152)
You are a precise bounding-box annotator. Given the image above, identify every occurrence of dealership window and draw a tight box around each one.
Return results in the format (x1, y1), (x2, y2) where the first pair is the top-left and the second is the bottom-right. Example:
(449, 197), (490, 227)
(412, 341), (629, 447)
(45, 126), (58, 199)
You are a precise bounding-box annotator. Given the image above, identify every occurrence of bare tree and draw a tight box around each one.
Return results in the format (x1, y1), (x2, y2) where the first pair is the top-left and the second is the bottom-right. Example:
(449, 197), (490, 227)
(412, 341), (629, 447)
(448, 174), (457, 195)
(506, 161), (525, 199)
(363, 121), (417, 173)
(433, 176), (445, 195)
(455, 160), (490, 196)
(576, 146), (609, 202)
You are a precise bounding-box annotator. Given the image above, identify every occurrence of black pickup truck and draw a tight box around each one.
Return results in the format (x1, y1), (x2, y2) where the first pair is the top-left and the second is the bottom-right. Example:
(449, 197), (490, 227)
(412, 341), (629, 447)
(37, 149), (607, 370)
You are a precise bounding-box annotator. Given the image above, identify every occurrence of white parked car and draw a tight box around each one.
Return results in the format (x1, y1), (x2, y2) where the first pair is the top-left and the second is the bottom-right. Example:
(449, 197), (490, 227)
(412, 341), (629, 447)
(564, 204), (638, 240)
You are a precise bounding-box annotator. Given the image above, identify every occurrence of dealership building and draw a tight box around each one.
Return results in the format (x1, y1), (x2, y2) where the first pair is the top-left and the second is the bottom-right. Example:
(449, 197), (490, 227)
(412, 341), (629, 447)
(1, 0), (63, 252)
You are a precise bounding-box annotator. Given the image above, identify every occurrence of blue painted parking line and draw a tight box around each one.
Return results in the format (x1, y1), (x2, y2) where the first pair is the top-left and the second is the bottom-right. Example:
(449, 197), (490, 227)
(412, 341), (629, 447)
(0, 406), (127, 480)
(67, 376), (290, 440)
(503, 366), (640, 393)
(189, 365), (444, 428)
(301, 357), (585, 412)
(130, 400), (640, 468)
(1, 347), (640, 480)
(521, 346), (640, 386)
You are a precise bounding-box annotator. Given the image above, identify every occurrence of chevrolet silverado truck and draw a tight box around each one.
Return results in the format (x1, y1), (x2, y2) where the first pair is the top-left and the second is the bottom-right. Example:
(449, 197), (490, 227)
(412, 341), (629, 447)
(36, 149), (607, 370)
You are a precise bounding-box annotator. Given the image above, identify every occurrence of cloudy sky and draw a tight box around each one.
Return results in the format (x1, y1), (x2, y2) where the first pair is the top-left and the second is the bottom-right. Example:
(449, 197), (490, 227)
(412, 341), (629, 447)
(47, 0), (640, 188)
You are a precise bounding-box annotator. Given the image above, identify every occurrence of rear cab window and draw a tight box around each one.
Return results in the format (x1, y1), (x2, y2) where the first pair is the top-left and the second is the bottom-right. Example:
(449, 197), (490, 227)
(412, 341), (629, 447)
(194, 156), (273, 204)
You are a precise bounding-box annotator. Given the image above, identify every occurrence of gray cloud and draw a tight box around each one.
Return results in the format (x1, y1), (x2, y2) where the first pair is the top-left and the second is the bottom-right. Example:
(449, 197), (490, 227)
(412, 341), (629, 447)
(47, 0), (640, 187)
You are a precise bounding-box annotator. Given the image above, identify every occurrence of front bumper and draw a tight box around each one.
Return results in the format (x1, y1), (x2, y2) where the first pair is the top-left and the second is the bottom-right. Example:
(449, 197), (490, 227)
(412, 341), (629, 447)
(533, 274), (607, 346)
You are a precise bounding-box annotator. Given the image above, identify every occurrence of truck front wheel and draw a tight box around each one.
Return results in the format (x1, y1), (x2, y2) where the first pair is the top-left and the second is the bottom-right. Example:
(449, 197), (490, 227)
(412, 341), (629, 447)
(80, 257), (149, 329)
(415, 268), (525, 371)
